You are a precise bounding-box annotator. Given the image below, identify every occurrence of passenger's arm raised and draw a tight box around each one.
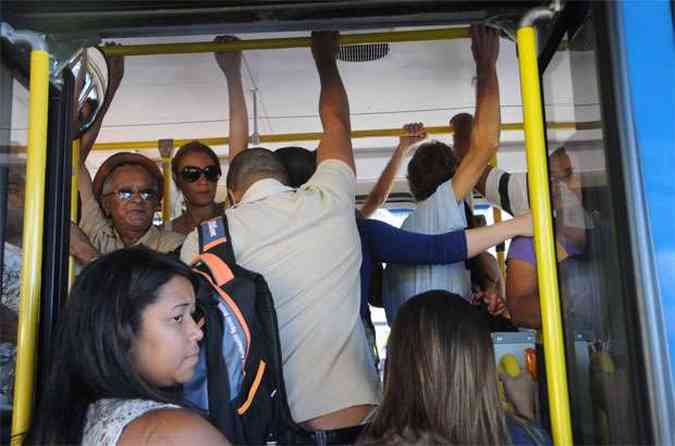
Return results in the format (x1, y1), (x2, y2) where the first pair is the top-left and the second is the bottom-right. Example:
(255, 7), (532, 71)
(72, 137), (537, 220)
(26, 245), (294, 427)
(360, 122), (425, 218)
(214, 36), (249, 161)
(78, 50), (125, 164)
(451, 25), (500, 201)
(312, 31), (355, 174)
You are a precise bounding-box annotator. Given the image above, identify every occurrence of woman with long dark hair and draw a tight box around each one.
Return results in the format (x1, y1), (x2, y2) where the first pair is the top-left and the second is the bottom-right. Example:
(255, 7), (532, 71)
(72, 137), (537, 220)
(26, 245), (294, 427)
(358, 290), (549, 446)
(23, 248), (228, 445)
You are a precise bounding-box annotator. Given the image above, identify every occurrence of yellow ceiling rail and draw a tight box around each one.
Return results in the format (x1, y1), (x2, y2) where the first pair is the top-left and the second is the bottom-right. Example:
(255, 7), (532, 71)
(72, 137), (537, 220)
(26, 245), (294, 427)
(90, 120), (595, 153)
(101, 27), (471, 57)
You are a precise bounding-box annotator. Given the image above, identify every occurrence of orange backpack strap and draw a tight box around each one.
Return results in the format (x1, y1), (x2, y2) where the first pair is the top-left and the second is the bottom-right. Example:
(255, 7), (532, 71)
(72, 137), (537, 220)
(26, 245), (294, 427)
(198, 215), (236, 265)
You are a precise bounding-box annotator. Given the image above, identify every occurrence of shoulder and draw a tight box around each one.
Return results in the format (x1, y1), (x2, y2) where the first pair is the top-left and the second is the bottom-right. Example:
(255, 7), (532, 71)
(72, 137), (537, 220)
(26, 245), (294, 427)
(119, 407), (228, 446)
(304, 160), (355, 189)
(180, 229), (199, 265)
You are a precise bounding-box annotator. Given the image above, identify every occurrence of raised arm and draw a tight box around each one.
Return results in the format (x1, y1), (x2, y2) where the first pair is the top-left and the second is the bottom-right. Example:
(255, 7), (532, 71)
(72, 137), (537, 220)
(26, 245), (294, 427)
(360, 123), (425, 218)
(311, 31), (355, 173)
(78, 49), (125, 164)
(451, 25), (500, 201)
(214, 36), (249, 161)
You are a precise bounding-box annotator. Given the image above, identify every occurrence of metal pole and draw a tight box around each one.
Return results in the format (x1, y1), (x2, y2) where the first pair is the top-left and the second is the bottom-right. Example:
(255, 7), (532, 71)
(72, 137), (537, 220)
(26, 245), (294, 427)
(101, 27), (470, 57)
(11, 45), (50, 443)
(517, 9), (573, 446)
(68, 139), (80, 290)
(490, 155), (506, 279)
(158, 139), (174, 224)
(88, 121), (593, 153)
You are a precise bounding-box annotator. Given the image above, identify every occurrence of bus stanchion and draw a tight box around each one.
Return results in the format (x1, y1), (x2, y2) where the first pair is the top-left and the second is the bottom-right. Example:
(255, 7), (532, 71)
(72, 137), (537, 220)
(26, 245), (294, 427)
(158, 139), (174, 225)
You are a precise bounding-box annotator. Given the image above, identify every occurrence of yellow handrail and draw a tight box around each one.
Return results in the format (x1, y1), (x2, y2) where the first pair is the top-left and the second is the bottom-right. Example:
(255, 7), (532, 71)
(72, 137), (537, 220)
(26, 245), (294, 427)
(517, 26), (573, 445)
(102, 27), (470, 57)
(11, 49), (50, 443)
(490, 155), (506, 279)
(88, 120), (596, 154)
(68, 139), (80, 291)
(158, 139), (175, 224)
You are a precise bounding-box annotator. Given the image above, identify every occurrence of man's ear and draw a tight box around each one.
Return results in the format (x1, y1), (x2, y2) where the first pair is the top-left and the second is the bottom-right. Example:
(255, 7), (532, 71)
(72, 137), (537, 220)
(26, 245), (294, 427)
(227, 188), (237, 206)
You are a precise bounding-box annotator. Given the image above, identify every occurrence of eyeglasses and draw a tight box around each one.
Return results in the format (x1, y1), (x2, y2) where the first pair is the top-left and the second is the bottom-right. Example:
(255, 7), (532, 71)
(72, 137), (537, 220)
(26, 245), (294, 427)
(104, 188), (158, 202)
(180, 165), (221, 183)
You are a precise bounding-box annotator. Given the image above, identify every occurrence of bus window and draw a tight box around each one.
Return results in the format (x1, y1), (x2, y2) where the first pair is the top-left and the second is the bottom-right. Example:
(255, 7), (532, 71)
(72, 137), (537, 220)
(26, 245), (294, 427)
(542, 9), (649, 444)
(0, 56), (28, 443)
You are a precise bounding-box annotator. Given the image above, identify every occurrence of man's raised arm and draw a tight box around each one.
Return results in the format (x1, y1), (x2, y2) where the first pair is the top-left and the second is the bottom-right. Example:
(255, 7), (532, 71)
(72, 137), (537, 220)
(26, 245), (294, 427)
(451, 25), (500, 201)
(311, 31), (355, 174)
(214, 36), (249, 161)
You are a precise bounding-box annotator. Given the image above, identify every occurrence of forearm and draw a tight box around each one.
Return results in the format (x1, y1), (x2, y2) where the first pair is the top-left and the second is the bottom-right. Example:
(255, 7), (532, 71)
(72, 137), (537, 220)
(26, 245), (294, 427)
(468, 64), (500, 169)
(364, 218), (467, 265)
(465, 217), (523, 258)
(361, 146), (405, 217)
(317, 59), (351, 135)
(226, 73), (248, 160)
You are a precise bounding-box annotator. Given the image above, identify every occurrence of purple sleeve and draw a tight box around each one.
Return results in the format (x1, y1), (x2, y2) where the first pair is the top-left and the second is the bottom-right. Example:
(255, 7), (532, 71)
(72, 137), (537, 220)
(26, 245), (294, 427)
(507, 236), (536, 265)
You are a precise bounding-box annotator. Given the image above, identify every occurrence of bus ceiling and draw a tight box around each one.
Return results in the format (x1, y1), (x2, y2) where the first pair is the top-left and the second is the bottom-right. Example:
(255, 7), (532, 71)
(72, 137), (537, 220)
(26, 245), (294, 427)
(4, 1), (546, 37)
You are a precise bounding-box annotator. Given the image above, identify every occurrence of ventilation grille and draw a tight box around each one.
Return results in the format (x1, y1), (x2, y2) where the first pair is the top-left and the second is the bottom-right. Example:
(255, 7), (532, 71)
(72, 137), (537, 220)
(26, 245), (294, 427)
(337, 43), (390, 62)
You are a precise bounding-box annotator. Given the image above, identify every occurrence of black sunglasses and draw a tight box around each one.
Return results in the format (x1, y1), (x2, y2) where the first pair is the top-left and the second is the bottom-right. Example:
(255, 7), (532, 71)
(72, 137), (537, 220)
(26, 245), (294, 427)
(180, 165), (221, 183)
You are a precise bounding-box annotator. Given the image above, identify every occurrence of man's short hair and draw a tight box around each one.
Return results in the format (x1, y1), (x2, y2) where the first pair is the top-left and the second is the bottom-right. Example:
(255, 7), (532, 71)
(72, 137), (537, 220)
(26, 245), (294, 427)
(227, 147), (289, 193)
(406, 141), (458, 202)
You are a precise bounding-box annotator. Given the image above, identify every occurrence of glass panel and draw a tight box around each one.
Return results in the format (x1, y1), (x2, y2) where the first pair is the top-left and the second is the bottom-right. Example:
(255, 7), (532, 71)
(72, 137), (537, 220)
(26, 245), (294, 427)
(542, 11), (647, 445)
(0, 60), (28, 442)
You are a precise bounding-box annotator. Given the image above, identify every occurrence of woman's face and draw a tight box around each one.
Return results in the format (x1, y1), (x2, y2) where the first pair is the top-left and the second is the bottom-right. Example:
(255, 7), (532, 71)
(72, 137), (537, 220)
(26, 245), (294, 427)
(131, 275), (203, 387)
(176, 151), (220, 207)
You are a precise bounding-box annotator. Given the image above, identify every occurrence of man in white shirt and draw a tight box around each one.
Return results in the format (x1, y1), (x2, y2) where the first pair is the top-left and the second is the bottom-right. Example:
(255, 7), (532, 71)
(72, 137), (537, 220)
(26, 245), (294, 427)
(181, 32), (380, 435)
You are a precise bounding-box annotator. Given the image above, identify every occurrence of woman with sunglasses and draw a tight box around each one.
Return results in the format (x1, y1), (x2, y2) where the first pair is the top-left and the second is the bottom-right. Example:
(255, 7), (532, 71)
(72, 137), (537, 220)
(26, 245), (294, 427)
(168, 38), (248, 235)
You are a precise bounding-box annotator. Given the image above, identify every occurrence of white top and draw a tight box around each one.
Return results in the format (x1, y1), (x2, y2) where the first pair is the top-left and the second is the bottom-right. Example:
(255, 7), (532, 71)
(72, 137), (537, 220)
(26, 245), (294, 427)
(82, 398), (180, 446)
(382, 179), (470, 324)
(485, 168), (530, 217)
(181, 160), (381, 423)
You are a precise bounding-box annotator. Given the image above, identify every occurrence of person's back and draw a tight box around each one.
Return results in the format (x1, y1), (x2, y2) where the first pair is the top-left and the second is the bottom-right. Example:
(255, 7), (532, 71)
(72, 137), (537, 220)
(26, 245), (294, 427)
(181, 32), (380, 436)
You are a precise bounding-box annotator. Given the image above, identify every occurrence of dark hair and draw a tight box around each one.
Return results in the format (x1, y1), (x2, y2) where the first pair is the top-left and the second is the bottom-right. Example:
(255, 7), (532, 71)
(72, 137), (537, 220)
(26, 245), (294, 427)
(226, 147), (289, 193)
(359, 290), (509, 446)
(24, 248), (198, 445)
(274, 146), (317, 188)
(406, 141), (458, 202)
(172, 140), (222, 181)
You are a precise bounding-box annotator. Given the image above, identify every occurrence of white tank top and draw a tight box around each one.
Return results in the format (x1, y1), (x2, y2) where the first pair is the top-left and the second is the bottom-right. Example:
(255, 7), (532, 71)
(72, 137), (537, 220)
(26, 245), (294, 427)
(82, 398), (180, 446)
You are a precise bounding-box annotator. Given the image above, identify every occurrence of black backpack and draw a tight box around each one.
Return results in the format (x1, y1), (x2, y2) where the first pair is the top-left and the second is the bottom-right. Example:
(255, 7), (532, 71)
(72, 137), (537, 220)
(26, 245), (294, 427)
(183, 215), (310, 445)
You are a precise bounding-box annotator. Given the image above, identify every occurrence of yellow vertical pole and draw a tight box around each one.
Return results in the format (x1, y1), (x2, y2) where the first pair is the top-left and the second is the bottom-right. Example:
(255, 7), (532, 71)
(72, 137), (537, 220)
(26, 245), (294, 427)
(517, 25), (573, 446)
(68, 139), (80, 290)
(158, 139), (174, 225)
(490, 155), (506, 279)
(11, 49), (50, 443)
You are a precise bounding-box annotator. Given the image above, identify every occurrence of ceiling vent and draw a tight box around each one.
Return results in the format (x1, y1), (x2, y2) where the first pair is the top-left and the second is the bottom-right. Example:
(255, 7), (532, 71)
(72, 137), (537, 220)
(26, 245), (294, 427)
(337, 43), (389, 62)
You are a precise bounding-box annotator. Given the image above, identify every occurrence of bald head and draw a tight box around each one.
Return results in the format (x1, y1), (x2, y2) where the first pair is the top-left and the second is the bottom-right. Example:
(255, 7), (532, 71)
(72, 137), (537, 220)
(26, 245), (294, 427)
(226, 148), (289, 198)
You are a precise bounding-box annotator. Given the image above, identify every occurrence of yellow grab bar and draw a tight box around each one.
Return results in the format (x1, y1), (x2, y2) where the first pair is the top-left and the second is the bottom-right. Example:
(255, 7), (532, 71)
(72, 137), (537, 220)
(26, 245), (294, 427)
(102, 27), (470, 57)
(68, 139), (80, 290)
(89, 121), (595, 154)
(11, 49), (50, 443)
(517, 25), (573, 445)
(158, 139), (174, 224)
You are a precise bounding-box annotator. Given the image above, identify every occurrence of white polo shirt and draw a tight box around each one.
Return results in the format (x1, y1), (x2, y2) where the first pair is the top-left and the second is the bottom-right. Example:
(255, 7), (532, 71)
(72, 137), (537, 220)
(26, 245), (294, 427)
(181, 160), (381, 423)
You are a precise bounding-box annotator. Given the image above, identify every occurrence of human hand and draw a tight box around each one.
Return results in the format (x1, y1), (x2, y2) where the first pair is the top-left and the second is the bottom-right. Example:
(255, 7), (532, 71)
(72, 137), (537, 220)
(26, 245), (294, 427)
(213, 36), (242, 77)
(474, 289), (509, 317)
(398, 122), (426, 154)
(70, 223), (99, 265)
(311, 31), (339, 66)
(470, 24), (499, 69)
(499, 370), (537, 421)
